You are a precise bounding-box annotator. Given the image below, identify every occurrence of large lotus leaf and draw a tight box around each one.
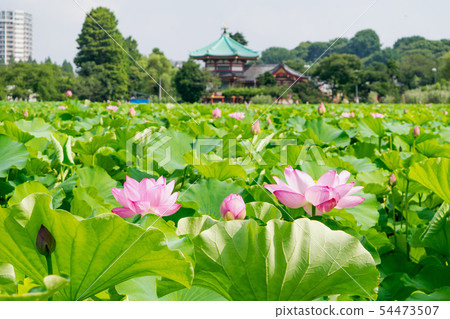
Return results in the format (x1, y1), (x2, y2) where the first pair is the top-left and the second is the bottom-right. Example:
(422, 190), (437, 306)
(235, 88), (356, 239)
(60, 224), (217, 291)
(407, 287), (450, 301)
(304, 118), (350, 147)
(179, 178), (243, 219)
(0, 194), (193, 300)
(0, 263), (14, 286)
(150, 129), (193, 173)
(0, 121), (34, 143)
(399, 132), (437, 147)
(8, 180), (49, 206)
(0, 275), (69, 301)
(117, 276), (226, 301)
(0, 134), (30, 178)
(188, 218), (379, 300)
(15, 118), (55, 139)
(245, 201), (282, 223)
(358, 117), (385, 137)
(72, 133), (114, 155)
(340, 155), (377, 172)
(409, 158), (450, 203)
(77, 166), (119, 206)
(193, 160), (247, 181)
(415, 140), (450, 158)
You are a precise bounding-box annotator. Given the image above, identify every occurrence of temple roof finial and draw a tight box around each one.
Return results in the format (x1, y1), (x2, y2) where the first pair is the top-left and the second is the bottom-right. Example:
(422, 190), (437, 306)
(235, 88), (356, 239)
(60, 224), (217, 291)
(222, 24), (228, 34)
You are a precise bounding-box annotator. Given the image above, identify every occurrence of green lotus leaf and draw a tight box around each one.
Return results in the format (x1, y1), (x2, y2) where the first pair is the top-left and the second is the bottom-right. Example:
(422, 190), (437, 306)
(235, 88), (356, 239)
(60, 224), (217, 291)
(179, 178), (243, 219)
(0, 134), (30, 178)
(409, 158), (450, 203)
(245, 201), (282, 223)
(0, 275), (69, 301)
(117, 276), (225, 301)
(0, 194), (193, 300)
(188, 218), (379, 300)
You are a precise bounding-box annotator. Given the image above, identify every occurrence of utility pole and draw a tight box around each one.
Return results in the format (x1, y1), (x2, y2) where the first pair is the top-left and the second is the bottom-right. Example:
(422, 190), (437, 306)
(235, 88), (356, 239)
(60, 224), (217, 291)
(159, 78), (162, 102)
(432, 68), (437, 84)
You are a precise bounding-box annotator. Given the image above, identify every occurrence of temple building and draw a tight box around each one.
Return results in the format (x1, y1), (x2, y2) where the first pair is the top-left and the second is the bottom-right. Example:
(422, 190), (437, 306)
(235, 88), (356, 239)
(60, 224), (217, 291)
(190, 28), (308, 88)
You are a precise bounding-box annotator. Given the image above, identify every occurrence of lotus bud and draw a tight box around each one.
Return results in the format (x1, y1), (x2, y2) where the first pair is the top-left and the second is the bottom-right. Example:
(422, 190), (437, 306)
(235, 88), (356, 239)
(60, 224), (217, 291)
(317, 102), (326, 115)
(24, 110), (29, 118)
(220, 194), (246, 221)
(267, 117), (272, 125)
(118, 100), (121, 106)
(444, 111), (448, 115)
(389, 173), (396, 186)
(245, 105), (249, 110)
(36, 225), (56, 256)
(251, 120), (260, 135)
(212, 107), (221, 118)
(66, 90), (72, 98)
(350, 112), (355, 118)
(413, 125), (420, 138)
(403, 108), (407, 114)
(128, 106), (136, 118)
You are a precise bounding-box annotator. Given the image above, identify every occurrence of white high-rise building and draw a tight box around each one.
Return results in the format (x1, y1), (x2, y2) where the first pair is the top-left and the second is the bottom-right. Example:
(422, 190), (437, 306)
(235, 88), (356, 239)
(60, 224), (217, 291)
(0, 10), (32, 64)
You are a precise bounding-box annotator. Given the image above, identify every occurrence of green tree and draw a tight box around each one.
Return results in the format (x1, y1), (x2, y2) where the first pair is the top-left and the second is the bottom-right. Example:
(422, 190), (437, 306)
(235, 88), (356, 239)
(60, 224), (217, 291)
(141, 49), (175, 98)
(257, 71), (276, 86)
(261, 47), (295, 64)
(314, 53), (362, 96)
(230, 32), (248, 46)
(284, 58), (306, 73)
(174, 60), (209, 102)
(62, 60), (74, 74)
(346, 29), (381, 58)
(74, 7), (128, 100)
(398, 54), (435, 88)
(438, 52), (450, 81)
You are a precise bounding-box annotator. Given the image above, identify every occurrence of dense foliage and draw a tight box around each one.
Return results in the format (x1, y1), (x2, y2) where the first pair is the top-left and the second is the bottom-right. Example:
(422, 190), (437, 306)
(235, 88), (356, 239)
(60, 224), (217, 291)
(0, 101), (449, 301)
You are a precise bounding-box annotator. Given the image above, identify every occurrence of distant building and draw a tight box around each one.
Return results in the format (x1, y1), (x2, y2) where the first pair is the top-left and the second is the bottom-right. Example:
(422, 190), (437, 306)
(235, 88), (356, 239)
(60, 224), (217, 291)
(0, 10), (32, 64)
(190, 28), (308, 88)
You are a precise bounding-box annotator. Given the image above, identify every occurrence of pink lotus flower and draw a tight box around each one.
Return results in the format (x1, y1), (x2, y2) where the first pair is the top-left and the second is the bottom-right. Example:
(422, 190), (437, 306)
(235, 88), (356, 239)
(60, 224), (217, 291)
(106, 105), (119, 112)
(112, 176), (181, 218)
(341, 112), (355, 118)
(389, 173), (396, 186)
(220, 194), (246, 220)
(251, 120), (260, 135)
(212, 107), (221, 118)
(264, 167), (364, 215)
(318, 102), (326, 115)
(58, 105), (68, 110)
(128, 106), (136, 118)
(229, 112), (245, 120)
(444, 111), (448, 115)
(24, 110), (29, 118)
(370, 112), (384, 118)
(66, 90), (72, 97)
(413, 125), (420, 138)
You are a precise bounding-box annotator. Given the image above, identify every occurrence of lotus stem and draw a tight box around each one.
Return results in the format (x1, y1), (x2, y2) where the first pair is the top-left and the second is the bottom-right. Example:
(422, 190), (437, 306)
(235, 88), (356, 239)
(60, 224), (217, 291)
(46, 254), (53, 301)
(312, 206), (316, 217)
(403, 179), (410, 259)
(378, 136), (382, 153)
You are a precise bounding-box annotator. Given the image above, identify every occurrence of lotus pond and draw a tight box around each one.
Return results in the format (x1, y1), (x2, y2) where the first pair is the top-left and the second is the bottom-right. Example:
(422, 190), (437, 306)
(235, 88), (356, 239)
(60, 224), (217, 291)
(0, 100), (449, 301)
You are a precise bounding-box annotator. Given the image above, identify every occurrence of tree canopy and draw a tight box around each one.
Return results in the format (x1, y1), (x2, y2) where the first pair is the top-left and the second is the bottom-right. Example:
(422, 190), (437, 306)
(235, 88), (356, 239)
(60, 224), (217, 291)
(74, 7), (128, 100)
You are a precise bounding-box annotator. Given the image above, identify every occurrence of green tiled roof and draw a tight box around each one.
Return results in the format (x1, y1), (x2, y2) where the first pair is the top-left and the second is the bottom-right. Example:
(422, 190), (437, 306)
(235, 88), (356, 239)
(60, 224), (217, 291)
(190, 32), (259, 59)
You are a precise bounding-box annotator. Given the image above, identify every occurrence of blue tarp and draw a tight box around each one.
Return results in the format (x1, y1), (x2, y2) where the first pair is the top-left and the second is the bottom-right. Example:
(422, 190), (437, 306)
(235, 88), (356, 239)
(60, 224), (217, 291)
(130, 98), (150, 104)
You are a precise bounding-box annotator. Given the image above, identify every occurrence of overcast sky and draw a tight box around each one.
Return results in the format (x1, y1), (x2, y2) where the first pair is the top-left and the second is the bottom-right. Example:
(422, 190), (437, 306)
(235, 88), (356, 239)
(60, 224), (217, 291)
(3, 0), (450, 64)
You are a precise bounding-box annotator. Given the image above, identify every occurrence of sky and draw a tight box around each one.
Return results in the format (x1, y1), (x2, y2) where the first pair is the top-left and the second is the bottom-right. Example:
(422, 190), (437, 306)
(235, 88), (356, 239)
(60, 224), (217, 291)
(2, 0), (450, 64)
